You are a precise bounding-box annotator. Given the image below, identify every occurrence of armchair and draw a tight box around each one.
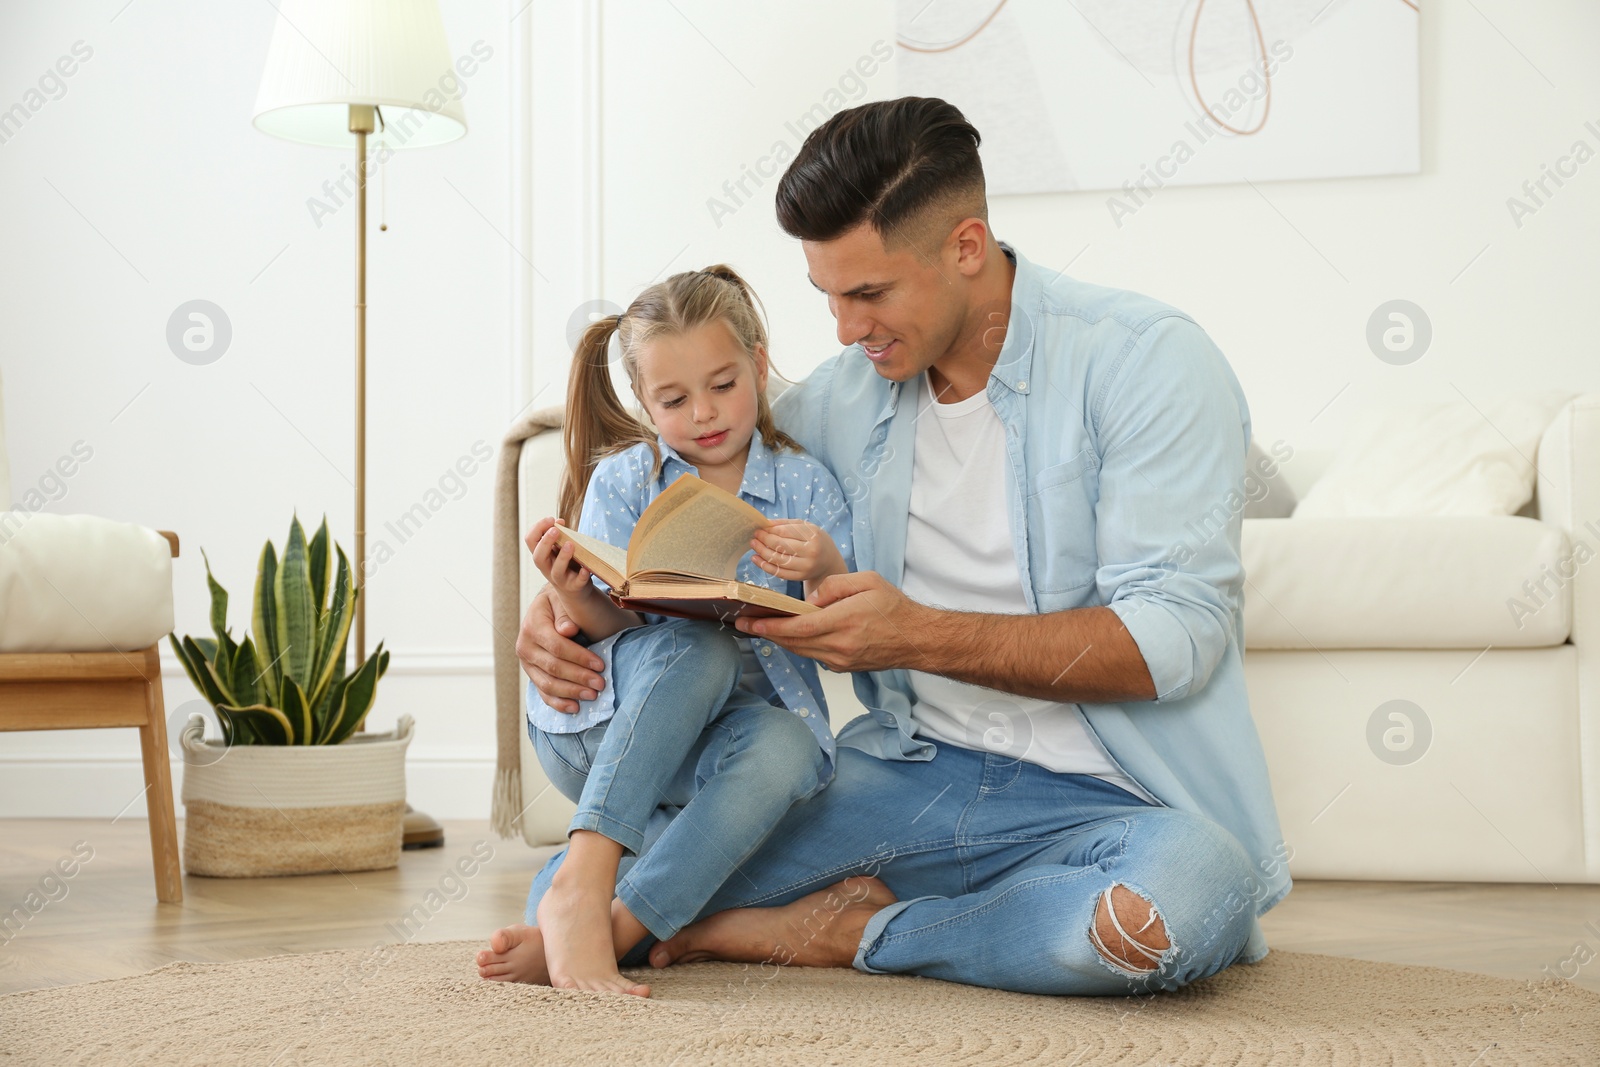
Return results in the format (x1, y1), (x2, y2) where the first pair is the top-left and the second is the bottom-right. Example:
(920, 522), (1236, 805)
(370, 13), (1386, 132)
(0, 369), (183, 903)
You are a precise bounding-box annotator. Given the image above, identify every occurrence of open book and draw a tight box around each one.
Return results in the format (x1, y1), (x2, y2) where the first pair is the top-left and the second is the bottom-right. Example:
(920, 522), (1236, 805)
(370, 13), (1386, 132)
(553, 473), (818, 621)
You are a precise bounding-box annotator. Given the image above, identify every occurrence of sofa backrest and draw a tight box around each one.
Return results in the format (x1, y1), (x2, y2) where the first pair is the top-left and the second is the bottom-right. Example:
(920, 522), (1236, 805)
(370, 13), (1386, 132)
(1272, 444), (1335, 502)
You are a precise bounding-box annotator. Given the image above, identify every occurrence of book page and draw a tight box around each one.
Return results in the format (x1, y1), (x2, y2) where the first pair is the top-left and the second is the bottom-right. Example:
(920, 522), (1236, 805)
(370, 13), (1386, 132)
(552, 524), (628, 589)
(628, 474), (770, 581)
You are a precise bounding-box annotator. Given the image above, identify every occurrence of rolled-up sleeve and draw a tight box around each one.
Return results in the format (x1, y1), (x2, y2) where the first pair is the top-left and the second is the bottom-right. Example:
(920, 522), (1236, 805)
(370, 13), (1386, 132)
(1094, 316), (1249, 702)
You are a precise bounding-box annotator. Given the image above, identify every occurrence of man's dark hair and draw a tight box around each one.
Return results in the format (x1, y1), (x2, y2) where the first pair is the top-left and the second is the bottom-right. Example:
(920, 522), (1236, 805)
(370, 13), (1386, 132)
(774, 96), (986, 249)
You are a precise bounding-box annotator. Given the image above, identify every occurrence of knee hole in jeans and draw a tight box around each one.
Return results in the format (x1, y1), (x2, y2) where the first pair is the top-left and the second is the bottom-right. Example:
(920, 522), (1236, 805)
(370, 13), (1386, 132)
(1090, 883), (1170, 976)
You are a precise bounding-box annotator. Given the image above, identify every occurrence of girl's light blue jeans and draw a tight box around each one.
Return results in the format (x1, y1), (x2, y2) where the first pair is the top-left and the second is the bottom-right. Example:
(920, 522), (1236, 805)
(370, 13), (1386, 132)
(528, 726), (1266, 995)
(527, 617), (824, 943)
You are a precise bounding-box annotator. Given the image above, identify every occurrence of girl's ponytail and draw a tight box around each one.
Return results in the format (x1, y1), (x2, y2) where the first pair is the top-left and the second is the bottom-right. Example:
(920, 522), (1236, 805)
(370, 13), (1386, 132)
(559, 314), (655, 526)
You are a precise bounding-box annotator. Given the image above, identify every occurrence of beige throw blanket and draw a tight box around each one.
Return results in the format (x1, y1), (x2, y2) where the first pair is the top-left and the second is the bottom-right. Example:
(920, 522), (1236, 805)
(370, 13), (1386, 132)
(489, 404), (565, 837)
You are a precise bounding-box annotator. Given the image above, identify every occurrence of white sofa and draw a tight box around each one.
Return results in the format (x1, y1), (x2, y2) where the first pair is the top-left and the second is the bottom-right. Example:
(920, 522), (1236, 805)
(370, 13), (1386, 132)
(508, 396), (1600, 884)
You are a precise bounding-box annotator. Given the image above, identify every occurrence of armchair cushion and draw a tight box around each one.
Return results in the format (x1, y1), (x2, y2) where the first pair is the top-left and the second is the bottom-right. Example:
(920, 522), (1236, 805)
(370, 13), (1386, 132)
(0, 513), (173, 653)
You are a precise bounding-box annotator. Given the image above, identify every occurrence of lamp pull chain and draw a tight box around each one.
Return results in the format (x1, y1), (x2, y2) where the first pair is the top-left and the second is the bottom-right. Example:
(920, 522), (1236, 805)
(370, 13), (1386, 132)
(375, 105), (389, 232)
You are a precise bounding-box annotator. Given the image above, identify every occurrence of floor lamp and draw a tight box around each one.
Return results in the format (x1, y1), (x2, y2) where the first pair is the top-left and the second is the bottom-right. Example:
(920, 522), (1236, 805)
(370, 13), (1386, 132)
(253, 0), (466, 847)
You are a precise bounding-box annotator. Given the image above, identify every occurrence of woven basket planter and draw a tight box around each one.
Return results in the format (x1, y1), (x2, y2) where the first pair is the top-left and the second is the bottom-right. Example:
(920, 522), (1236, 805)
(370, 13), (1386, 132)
(179, 714), (414, 878)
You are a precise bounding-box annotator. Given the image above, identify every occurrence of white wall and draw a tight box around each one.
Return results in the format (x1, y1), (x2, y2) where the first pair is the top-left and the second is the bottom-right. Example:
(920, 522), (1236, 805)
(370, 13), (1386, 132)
(0, 0), (517, 817)
(4, 0), (1598, 819)
(579, 0), (1600, 457)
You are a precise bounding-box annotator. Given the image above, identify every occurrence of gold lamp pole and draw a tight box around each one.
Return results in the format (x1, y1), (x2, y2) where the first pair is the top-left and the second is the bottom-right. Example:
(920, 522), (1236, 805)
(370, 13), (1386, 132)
(350, 104), (373, 663)
(252, 0), (467, 849)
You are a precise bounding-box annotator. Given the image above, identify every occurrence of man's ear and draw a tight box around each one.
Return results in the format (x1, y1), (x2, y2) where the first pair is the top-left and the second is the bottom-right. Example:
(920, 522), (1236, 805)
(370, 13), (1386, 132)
(950, 217), (989, 278)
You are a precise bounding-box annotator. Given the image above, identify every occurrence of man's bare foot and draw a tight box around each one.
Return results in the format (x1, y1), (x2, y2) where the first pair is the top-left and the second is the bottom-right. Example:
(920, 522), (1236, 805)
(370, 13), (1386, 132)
(538, 879), (651, 997)
(648, 875), (897, 971)
(477, 923), (550, 984)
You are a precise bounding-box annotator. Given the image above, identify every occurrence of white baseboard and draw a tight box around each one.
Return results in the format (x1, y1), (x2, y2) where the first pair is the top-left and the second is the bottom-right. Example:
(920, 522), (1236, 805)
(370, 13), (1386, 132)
(1, 647), (502, 820)
(0, 757), (498, 820)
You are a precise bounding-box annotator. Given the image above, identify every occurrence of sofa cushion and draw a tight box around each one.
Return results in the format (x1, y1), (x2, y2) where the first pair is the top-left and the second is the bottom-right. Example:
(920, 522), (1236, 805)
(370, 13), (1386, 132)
(1241, 439), (1297, 519)
(1242, 515), (1572, 649)
(1292, 392), (1573, 518)
(0, 512), (174, 653)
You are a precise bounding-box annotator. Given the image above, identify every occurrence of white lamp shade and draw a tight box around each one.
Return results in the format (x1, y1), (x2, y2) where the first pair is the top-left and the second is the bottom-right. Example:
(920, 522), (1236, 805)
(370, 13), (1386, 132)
(253, 0), (467, 149)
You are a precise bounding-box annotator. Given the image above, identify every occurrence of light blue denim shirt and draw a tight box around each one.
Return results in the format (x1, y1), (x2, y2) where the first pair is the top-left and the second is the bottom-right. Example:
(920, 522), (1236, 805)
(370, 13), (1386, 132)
(771, 244), (1291, 957)
(525, 431), (854, 781)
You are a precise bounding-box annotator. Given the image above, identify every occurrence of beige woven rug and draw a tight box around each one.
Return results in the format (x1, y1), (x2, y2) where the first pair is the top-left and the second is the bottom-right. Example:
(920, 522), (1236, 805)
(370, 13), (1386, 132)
(5, 941), (1597, 1065)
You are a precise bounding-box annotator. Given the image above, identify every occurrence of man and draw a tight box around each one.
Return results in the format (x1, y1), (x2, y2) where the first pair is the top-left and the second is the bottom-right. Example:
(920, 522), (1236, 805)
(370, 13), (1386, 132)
(489, 96), (1289, 996)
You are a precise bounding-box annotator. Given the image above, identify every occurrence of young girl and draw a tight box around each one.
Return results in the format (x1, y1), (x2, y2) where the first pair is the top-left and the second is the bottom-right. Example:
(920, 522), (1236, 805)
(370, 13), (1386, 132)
(480, 265), (854, 997)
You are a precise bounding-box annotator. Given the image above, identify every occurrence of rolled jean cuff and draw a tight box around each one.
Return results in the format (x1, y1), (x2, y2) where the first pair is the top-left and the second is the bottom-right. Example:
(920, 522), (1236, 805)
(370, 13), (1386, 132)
(852, 895), (939, 974)
(615, 878), (680, 943)
(567, 811), (647, 857)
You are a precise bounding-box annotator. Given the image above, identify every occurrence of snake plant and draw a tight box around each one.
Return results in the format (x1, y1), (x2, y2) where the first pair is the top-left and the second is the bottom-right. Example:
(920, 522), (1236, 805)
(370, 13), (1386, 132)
(168, 514), (389, 746)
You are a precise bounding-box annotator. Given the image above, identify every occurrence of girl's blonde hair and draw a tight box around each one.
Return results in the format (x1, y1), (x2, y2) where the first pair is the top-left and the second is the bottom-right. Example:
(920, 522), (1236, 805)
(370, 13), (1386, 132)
(559, 264), (800, 526)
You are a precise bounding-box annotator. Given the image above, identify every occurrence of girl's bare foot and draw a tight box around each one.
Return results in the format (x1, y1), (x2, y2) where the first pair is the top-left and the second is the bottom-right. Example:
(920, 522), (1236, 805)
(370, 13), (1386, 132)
(648, 875), (896, 970)
(476, 923), (550, 984)
(477, 899), (650, 987)
(537, 878), (652, 997)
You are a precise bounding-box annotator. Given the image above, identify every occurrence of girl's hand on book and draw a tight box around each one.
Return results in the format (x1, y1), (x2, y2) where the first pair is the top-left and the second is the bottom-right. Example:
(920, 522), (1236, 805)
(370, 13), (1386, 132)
(531, 519), (597, 599)
(751, 521), (845, 583)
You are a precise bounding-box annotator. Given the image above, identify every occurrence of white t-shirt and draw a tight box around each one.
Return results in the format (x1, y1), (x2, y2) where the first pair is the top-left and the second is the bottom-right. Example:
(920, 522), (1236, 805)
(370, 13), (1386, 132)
(900, 372), (1160, 805)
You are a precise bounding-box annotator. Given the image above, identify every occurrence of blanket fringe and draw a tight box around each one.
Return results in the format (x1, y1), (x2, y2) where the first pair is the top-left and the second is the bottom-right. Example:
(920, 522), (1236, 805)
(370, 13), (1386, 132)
(489, 767), (524, 839)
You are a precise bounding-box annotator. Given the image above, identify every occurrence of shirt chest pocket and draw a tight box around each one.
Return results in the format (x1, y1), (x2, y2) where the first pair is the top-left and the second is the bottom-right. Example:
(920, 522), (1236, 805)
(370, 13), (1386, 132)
(1027, 448), (1100, 596)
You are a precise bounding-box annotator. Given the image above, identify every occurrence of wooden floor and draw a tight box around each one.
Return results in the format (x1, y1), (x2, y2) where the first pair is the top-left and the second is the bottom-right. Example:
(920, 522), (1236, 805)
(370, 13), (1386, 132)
(3, 818), (1598, 996)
